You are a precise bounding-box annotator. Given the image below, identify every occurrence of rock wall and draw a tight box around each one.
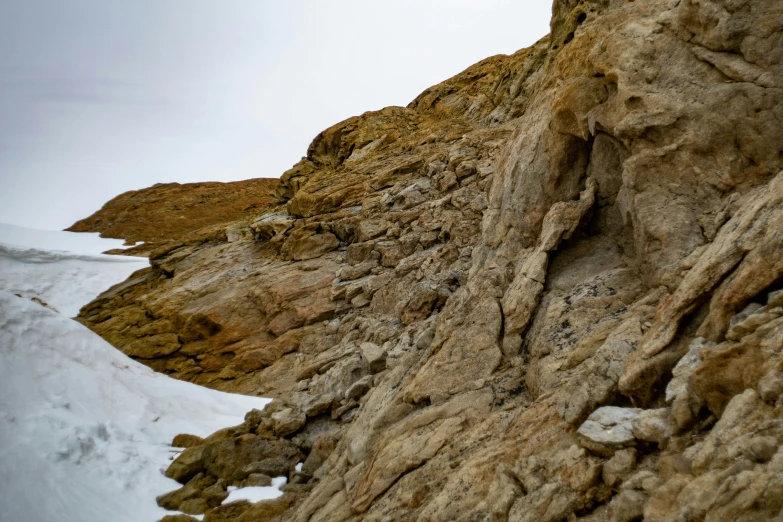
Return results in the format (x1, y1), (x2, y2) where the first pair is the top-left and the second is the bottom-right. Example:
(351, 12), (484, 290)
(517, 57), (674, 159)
(77, 0), (783, 520)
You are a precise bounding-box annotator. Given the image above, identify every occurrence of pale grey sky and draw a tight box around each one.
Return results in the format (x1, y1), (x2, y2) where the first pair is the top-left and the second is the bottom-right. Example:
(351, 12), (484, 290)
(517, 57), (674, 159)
(0, 1), (551, 230)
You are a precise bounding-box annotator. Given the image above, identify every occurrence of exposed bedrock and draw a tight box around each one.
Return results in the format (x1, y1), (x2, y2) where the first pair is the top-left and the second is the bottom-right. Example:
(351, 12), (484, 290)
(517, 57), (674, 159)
(73, 0), (783, 520)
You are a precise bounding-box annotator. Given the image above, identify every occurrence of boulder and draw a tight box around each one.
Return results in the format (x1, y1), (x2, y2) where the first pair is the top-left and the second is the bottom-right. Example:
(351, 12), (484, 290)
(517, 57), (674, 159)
(156, 484), (201, 511)
(244, 473), (272, 487)
(179, 498), (209, 515)
(165, 446), (206, 484)
(345, 375), (374, 400)
(201, 437), (303, 482)
(241, 457), (292, 478)
(292, 392), (334, 418)
(577, 407), (641, 456)
(272, 408), (306, 437)
(359, 342), (387, 373)
(201, 481), (229, 507)
(602, 449), (637, 488)
(203, 501), (251, 522)
(172, 433), (205, 448)
(631, 409), (676, 444)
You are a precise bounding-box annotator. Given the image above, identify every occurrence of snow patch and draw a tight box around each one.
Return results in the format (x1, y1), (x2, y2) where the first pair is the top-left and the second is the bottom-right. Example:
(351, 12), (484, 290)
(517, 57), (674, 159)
(222, 477), (287, 505)
(0, 222), (134, 255)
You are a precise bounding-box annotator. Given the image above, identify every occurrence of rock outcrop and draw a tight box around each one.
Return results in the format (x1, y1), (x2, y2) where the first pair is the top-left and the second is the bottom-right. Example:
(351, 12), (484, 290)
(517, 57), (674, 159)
(73, 0), (783, 520)
(66, 178), (279, 255)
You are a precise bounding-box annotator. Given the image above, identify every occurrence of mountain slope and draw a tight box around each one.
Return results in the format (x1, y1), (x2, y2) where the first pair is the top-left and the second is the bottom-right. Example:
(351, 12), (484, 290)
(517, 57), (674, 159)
(72, 0), (783, 520)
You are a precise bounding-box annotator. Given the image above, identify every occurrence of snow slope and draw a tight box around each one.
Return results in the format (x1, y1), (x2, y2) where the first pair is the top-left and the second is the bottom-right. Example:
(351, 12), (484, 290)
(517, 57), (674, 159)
(0, 222), (134, 255)
(0, 223), (149, 317)
(0, 227), (272, 522)
(0, 245), (149, 317)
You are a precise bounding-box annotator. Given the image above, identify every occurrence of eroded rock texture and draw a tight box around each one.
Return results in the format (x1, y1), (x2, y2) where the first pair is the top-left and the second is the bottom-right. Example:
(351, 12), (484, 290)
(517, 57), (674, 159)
(74, 0), (783, 520)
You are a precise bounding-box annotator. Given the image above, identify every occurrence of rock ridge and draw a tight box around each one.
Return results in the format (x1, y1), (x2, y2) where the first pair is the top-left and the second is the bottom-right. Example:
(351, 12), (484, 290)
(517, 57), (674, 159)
(66, 178), (279, 255)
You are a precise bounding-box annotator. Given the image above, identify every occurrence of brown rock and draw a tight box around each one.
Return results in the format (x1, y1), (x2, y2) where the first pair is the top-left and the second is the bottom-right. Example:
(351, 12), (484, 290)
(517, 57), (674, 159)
(271, 408), (306, 437)
(172, 433), (205, 448)
(159, 515), (200, 522)
(165, 446), (206, 484)
(358, 342), (386, 373)
(203, 501), (251, 522)
(201, 481), (229, 507)
(344, 375), (373, 400)
(301, 435), (337, 476)
(71, 1), (783, 520)
(201, 437), (303, 482)
(631, 409), (677, 444)
(67, 178), (279, 255)
(156, 484), (201, 511)
(241, 458), (292, 479)
(244, 473), (272, 487)
(603, 449), (637, 488)
(283, 225), (340, 261)
(607, 489), (647, 522)
(235, 492), (299, 522)
(179, 498), (209, 515)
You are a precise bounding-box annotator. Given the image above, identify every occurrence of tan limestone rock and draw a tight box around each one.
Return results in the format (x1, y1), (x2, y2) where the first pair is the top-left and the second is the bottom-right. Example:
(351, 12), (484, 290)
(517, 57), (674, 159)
(70, 1), (783, 520)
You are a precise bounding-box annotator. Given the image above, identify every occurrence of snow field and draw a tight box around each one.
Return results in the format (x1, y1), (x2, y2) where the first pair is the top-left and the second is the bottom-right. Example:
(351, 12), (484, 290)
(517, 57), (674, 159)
(0, 227), (276, 521)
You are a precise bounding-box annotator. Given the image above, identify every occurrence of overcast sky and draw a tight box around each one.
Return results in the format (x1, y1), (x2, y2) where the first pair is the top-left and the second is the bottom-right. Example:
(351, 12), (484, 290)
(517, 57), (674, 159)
(0, 1), (551, 230)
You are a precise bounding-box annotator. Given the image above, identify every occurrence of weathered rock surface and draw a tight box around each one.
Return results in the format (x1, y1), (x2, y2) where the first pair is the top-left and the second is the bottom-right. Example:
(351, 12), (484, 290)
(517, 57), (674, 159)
(67, 178), (279, 255)
(74, 0), (783, 520)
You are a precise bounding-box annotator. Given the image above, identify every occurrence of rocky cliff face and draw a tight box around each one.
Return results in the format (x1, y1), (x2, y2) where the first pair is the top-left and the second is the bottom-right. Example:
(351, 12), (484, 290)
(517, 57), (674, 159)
(76, 0), (783, 520)
(66, 178), (279, 255)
